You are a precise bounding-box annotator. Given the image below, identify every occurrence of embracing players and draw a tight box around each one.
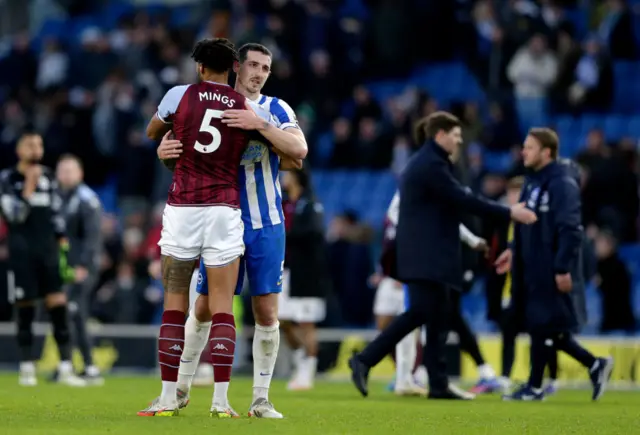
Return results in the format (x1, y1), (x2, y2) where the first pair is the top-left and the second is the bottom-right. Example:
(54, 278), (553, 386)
(156, 43), (307, 418)
(138, 38), (252, 417)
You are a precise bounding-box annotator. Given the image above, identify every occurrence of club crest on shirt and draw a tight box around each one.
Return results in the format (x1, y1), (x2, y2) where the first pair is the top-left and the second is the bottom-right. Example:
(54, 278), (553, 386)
(240, 140), (268, 165)
(526, 187), (549, 211)
(526, 187), (540, 209)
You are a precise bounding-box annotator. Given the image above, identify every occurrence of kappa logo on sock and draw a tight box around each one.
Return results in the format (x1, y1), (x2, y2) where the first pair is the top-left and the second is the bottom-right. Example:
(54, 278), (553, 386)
(169, 344), (183, 352)
(213, 343), (229, 351)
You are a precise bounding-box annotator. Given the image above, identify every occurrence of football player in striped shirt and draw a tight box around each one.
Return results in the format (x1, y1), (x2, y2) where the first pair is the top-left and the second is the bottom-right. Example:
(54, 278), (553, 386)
(161, 43), (307, 419)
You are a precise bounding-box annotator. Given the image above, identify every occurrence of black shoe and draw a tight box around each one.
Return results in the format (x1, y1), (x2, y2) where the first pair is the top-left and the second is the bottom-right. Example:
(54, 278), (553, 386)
(349, 352), (370, 398)
(428, 384), (475, 400)
(502, 384), (544, 401)
(589, 357), (614, 401)
(47, 369), (60, 383)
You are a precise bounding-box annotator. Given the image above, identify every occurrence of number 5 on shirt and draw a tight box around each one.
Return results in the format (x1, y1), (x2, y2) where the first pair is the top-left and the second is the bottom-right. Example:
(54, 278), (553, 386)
(194, 109), (224, 154)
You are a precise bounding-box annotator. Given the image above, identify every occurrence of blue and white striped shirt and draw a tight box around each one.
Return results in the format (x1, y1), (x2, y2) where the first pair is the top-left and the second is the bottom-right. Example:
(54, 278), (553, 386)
(240, 95), (299, 230)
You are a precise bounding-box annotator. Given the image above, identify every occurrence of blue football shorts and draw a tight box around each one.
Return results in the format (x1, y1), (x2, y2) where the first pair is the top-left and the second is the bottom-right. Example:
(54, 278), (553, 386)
(196, 223), (285, 297)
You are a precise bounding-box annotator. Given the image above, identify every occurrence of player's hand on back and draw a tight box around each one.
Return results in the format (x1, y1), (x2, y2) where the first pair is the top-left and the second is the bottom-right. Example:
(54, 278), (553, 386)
(222, 105), (265, 131)
(157, 130), (183, 160)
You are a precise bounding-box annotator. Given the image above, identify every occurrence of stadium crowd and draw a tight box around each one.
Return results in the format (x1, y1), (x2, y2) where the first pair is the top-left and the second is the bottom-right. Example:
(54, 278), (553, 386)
(0, 0), (638, 333)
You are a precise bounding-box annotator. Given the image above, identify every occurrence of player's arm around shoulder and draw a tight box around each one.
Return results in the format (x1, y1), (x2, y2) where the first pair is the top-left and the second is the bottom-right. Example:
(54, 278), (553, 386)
(257, 99), (308, 160)
(270, 146), (303, 170)
(147, 85), (189, 141)
(156, 131), (182, 172)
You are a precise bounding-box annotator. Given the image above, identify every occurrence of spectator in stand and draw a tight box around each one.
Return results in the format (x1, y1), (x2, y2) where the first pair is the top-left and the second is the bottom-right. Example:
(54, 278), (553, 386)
(597, 0), (637, 60)
(577, 130), (639, 243)
(594, 228), (636, 334)
(551, 35), (613, 114)
(507, 33), (558, 132)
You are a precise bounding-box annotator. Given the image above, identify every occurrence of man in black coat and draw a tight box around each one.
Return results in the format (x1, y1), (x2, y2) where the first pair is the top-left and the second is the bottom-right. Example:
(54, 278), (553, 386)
(496, 128), (613, 401)
(350, 112), (537, 399)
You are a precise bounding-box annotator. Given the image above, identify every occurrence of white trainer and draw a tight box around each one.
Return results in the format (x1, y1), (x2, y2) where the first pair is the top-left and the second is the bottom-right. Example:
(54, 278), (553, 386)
(248, 398), (283, 419)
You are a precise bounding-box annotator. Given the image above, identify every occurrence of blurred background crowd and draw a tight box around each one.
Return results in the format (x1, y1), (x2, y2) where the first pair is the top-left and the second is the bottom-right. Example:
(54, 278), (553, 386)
(0, 0), (638, 335)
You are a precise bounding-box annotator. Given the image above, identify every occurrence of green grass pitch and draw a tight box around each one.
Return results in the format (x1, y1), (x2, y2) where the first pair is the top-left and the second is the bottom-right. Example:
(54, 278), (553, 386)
(1, 375), (639, 435)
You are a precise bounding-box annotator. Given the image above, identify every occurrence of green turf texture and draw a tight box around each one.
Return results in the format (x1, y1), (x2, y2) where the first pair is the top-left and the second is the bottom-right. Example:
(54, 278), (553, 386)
(1, 375), (638, 435)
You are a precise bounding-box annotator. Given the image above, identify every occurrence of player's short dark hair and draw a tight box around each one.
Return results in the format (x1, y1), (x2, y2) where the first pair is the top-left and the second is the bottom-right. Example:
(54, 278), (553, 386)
(58, 153), (83, 170)
(528, 127), (559, 159)
(238, 43), (272, 63)
(16, 131), (42, 148)
(414, 111), (461, 143)
(191, 38), (238, 73)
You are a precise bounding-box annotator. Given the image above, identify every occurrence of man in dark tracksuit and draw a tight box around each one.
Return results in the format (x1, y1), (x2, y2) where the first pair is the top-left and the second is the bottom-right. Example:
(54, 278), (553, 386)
(498, 128), (613, 401)
(0, 133), (84, 387)
(279, 166), (331, 390)
(349, 112), (537, 400)
(56, 154), (103, 384)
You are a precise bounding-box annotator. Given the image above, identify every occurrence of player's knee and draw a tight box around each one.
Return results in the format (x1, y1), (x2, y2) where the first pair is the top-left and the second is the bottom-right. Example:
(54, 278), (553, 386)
(44, 291), (67, 309)
(16, 306), (36, 342)
(193, 295), (211, 322)
(252, 293), (278, 326)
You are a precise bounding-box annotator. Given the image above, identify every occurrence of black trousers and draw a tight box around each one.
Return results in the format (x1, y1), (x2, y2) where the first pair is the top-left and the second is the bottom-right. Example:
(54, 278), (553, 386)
(450, 291), (485, 366)
(359, 280), (452, 391)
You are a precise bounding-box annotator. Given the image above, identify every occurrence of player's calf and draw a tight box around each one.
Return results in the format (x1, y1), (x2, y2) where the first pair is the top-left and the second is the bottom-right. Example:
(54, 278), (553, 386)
(205, 257), (240, 411)
(44, 293), (87, 387)
(177, 296), (212, 395)
(139, 255), (194, 416)
(16, 303), (37, 386)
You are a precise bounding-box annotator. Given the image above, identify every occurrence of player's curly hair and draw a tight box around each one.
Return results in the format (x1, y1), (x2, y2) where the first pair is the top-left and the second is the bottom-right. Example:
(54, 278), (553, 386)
(191, 38), (238, 74)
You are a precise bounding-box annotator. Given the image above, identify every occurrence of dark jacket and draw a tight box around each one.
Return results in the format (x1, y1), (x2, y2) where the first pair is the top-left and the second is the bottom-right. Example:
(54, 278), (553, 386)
(59, 183), (102, 270)
(286, 193), (331, 299)
(396, 140), (511, 290)
(512, 161), (584, 333)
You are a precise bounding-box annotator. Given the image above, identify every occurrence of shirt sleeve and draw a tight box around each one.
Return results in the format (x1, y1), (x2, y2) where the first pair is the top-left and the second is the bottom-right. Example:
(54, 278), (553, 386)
(423, 159), (511, 222)
(50, 178), (66, 240)
(77, 187), (102, 267)
(459, 223), (481, 248)
(156, 85), (190, 124)
(270, 98), (299, 130)
(386, 192), (400, 226)
(0, 171), (30, 223)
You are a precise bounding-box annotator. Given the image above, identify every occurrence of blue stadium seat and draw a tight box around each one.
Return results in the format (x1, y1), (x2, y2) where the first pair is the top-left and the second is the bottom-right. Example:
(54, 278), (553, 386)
(98, 1), (134, 30)
(612, 62), (640, 113)
(563, 9), (589, 40)
(584, 283), (601, 334)
(579, 113), (604, 136)
(37, 19), (67, 40)
(366, 81), (405, 104)
(627, 115), (640, 138)
(169, 5), (195, 28)
(482, 150), (512, 173)
(339, 0), (369, 20)
(313, 133), (335, 167)
(603, 114), (627, 142)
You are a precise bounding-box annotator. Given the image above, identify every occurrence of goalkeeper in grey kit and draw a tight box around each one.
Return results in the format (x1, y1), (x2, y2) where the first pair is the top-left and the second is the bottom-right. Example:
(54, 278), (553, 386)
(56, 154), (104, 385)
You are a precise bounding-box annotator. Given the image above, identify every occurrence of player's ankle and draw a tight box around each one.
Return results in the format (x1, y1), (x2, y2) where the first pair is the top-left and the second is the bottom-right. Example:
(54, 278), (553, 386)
(252, 386), (269, 402)
(58, 360), (73, 375)
(86, 365), (100, 376)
